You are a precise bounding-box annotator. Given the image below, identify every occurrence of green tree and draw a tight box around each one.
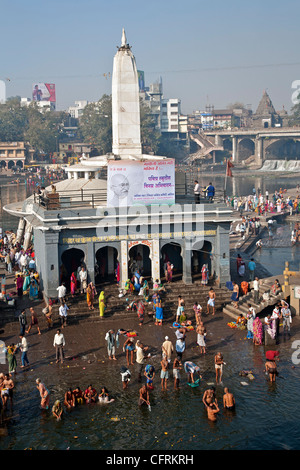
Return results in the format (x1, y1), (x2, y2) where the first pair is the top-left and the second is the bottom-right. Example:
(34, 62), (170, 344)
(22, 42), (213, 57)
(0, 98), (28, 141)
(24, 103), (67, 156)
(79, 95), (112, 155)
(140, 99), (161, 154)
(79, 94), (162, 155)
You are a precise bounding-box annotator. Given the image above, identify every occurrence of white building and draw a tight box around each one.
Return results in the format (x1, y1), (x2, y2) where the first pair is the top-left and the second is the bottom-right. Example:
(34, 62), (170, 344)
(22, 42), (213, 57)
(68, 100), (89, 119)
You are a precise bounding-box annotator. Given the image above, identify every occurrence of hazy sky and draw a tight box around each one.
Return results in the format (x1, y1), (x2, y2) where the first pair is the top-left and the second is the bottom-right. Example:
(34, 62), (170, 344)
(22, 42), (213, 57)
(2, 0), (300, 114)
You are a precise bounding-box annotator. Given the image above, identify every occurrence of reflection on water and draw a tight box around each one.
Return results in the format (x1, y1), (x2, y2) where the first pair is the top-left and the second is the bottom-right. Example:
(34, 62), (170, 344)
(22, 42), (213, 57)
(1, 332), (300, 451)
(1, 176), (300, 450)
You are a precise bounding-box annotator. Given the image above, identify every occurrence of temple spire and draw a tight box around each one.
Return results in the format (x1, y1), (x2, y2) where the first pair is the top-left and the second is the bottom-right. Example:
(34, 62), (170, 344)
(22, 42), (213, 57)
(121, 28), (127, 47)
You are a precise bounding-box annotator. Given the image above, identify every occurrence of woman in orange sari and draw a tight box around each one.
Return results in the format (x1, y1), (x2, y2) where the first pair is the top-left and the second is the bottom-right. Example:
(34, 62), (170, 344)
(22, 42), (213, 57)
(86, 282), (96, 310)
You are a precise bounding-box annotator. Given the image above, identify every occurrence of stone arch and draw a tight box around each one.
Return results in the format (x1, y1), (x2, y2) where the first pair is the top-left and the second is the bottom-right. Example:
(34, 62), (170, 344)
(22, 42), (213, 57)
(222, 138), (233, 152)
(16, 160), (24, 168)
(0, 161), (6, 168)
(192, 240), (213, 280)
(128, 240), (152, 277)
(160, 240), (183, 280)
(60, 247), (86, 286)
(264, 138), (300, 160)
(238, 138), (255, 161)
(7, 160), (15, 169)
(95, 244), (119, 282)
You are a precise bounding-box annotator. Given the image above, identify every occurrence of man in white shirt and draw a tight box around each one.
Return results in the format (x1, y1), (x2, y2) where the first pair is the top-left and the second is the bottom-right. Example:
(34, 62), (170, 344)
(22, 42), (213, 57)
(253, 277), (260, 304)
(53, 329), (65, 363)
(59, 302), (69, 328)
(280, 301), (291, 336)
(79, 267), (87, 294)
(57, 283), (67, 304)
(194, 180), (200, 204)
(19, 334), (29, 368)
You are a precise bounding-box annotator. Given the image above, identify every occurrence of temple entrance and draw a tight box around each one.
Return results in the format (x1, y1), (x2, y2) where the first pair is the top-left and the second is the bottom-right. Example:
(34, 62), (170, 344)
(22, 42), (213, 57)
(128, 244), (151, 278)
(161, 242), (183, 281)
(61, 248), (85, 287)
(192, 241), (212, 282)
(95, 246), (118, 283)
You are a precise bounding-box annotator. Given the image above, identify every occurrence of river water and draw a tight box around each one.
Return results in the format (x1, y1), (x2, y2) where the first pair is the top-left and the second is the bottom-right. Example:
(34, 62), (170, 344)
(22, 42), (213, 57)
(1, 173), (300, 451)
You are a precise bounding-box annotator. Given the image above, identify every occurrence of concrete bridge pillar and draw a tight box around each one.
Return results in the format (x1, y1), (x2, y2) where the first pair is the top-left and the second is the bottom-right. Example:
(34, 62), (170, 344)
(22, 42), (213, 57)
(232, 136), (238, 163)
(255, 137), (263, 166)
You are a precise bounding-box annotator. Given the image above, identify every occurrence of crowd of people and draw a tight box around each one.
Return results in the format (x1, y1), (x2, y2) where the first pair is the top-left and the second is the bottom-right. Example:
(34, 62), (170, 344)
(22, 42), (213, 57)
(0, 185), (297, 430)
(226, 186), (300, 216)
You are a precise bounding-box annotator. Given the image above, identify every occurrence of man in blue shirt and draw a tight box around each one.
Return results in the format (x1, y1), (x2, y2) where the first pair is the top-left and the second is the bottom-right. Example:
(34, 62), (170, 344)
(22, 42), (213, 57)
(206, 182), (215, 202)
(248, 258), (256, 281)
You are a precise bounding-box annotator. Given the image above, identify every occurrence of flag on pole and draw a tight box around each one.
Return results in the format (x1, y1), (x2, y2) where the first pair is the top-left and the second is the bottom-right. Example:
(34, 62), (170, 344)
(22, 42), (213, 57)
(226, 158), (234, 177)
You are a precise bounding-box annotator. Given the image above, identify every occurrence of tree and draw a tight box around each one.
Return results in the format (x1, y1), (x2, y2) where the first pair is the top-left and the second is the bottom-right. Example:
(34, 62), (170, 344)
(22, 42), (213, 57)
(79, 94), (162, 155)
(79, 95), (112, 155)
(140, 100), (161, 154)
(289, 93), (300, 126)
(0, 99), (28, 141)
(24, 103), (68, 156)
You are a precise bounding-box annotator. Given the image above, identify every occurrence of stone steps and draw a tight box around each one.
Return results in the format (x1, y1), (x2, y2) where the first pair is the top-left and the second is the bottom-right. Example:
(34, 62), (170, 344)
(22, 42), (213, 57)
(51, 281), (232, 323)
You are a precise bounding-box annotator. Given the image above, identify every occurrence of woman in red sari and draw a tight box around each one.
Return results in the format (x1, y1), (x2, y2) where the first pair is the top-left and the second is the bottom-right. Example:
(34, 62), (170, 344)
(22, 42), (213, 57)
(70, 272), (77, 297)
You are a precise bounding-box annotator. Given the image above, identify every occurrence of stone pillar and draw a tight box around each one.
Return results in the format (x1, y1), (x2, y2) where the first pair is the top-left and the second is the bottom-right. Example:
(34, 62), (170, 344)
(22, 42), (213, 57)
(35, 229), (61, 299)
(86, 242), (95, 285)
(255, 137), (263, 166)
(120, 240), (128, 289)
(84, 171), (89, 180)
(216, 225), (230, 286)
(151, 240), (160, 282)
(232, 136), (238, 163)
(182, 241), (193, 285)
(67, 172), (72, 179)
(212, 151), (216, 164)
(74, 172), (78, 180)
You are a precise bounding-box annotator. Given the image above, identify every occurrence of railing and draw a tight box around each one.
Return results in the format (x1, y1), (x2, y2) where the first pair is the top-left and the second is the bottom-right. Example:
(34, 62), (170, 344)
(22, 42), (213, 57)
(33, 188), (107, 209)
(32, 182), (226, 210)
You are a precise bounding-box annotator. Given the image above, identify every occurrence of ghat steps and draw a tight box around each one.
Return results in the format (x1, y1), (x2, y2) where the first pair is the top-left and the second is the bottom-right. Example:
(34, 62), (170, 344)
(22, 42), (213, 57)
(222, 277), (285, 320)
(51, 278), (233, 324)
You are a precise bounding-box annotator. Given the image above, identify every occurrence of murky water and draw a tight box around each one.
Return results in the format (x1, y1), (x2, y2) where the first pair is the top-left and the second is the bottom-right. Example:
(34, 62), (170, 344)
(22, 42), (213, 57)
(1, 325), (299, 451)
(1, 174), (300, 450)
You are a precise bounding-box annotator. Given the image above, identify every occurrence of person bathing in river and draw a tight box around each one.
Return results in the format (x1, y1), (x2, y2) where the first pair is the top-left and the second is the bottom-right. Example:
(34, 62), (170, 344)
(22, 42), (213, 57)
(223, 387), (235, 410)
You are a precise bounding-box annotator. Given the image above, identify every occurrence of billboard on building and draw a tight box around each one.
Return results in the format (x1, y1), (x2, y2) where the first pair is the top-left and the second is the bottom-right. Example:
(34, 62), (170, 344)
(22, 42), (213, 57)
(32, 83), (56, 102)
(107, 159), (175, 207)
(137, 70), (145, 91)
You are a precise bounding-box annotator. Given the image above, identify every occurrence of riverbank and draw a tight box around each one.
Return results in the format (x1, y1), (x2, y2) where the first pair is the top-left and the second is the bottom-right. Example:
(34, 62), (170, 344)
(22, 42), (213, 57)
(1, 265), (300, 450)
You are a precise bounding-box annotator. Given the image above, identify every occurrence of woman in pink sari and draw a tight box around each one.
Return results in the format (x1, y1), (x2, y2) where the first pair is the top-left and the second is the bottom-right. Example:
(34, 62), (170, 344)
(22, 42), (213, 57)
(201, 264), (209, 285)
(253, 317), (263, 345)
(165, 261), (173, 283)
(115, 263), (120, 286)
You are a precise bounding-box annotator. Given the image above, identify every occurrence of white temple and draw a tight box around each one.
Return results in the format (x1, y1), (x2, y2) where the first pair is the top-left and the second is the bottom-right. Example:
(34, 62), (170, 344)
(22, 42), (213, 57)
(64, 28), (166, 182)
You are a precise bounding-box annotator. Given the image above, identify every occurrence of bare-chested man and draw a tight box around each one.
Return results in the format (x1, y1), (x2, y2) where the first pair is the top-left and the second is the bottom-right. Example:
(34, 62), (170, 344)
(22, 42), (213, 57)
(1, 374), (14, 409)
(215, 352), (225, 384)
(223, 387), (235, 410)
(265, 360), (278, 382)
(176, 296), (185, 322)
(207, 402), (220, 422)
(207, 288), (216, 316)
(160, 356), (169, 391)
(202, 386), (217, 409)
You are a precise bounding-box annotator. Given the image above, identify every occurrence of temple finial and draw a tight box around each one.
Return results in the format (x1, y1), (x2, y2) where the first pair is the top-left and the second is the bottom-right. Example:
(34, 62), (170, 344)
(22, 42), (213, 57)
(121, 28), (127, 47)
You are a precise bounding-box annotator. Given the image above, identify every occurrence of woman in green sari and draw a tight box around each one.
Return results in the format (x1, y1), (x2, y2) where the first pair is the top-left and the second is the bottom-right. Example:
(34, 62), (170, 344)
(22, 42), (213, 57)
(6, 344), (18, 374)
(99, 291), (105, 318)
